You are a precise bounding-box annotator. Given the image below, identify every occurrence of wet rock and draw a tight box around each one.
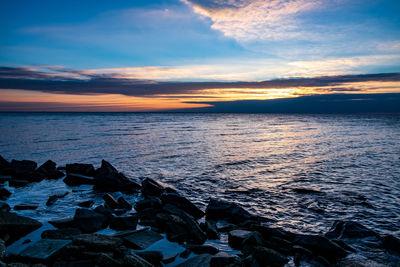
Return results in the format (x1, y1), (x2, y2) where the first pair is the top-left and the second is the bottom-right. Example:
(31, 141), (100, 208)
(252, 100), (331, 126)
(325, 221), (379, 239)
(0, 175), (11, 183)
(109, 215), (138, 230)
(251, 246), (288, 267)
(250, 224), (295, 242)
(0, 203), (9, 213)
(141, 178), (165, 197)
(210, 252), (240, 267)
(0, 188), (11, 201)
(10, 160), (37, 172)
(73, 208), (108, 233)
(117, 196), (132, 210)
(228, 229), (254, 249)
(0, 211), (42, 244)
(135, 251), (163, 266)
(123, 252), (154, 267)
(72, 234), (123, 251)
(10, 160), (43, 182)
(113, 209), (127, 216)
(37, 160), (64, 180)
(46, 192), (69, 206)
(186, 244), (219, 255)
(41, 228), (81, 239)
(382, 235), (400, 255)
(14, 204), (39, 210)
(162, 252), (178, 264)
(0, 156), (12, 175)
(161, 192), (204, 219)
(63, 173), (95, 186)
(8, 179), (29, 187)
(123, 229), (163, 250)
(135, 197), (162, 212)
(65, 163), (95, 176)
(94, 160), (140, 192)
(103, 193), (122, 209)
(16, 239), (72, 264)
(293, 234), (348, 262)
(200, 220), (219, 239)
(206, 198), (254, 224)
(48, 217), (75, 229)
(96, 253), (122, 267)
(0, 239), (4, 260)
(77, 200), (94, 208)
(175, 253), (213, 267)
(336, 254), (387, 267)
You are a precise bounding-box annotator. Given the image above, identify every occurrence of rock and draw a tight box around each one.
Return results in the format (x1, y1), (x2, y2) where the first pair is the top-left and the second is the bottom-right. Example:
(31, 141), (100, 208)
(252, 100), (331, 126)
(41, 228), (82, 239)
(77, 200), (94, 208)
(46, 192), (69, 206)
(96, 253), (122, 267)
(382, 235), (400, 255)
(0, 156), (11, 175)
(73, 208), (108, 233)
(135, 198), (162, 212)
(200, 220), (219, 239)
(0, 188), (11, 201)
(123, 229), (163, 250)
(293, 234), (348, 262)
(117, 196), (132, 210)
(336, 254), (387, 267)
(0, 211), (42, 244)
(135, 251), (163, 266)
(10, 160), (43, 182)
(325, 221), (379, 239)
(251, 246), (288, 267)
(37, 160), (64, 179)
(0, 175), (11, 183)
(17, 239), (72, 264)
(250, 224), (295, 242)
(53, 259), (94, 267)
(123, 252), (154, 267)
(13, 204), (39, 210)
(210, 252), (239, 267)
(228, 229), (253, 249)
(242, 231), (265, 248)
(8, 179), (29, 187)
(103, 193), (122, 209)
(141, 178), (165, 197)
(109, 215), (138, 230)
(160, 192), (204, 219)
(10, 160), (37, 172)
(65, 163), (95, 176)
(0, 239), (4, 260)
(63, 173), (95, 186)
(93, 205), (113, 218)
(162, 252), (178, 264)
(94, 160), (140, 192)
(175, 253), (213, 267)
(206, 198), (254, 224)
(186, 244), (219, 255)
(48, 217), (75, 229)
(0, 203), (10, 213)
(72, 234), (123, 251)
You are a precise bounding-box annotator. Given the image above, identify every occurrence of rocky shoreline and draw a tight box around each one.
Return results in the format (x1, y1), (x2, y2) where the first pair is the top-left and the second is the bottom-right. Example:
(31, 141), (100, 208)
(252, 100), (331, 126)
(0, 156), (399, 266)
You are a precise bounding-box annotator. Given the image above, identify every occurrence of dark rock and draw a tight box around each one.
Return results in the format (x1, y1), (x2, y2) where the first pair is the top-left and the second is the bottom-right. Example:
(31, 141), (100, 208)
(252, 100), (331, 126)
(0, 175), (11, 183)
(117, 196), (132, 210)
(175, 253), (213, 267)
(242, 231), (265, 248)
(216, 221), (237, 233)
(48, 217), (75, 229)
(0, 239), (5, 260)
(161, 192), (204, 219)
(63, 173), (94, 186)
(10, 160), (43, 182)
(186, 244), (219, 255)
(0, 156), (11, 175)
(0, 211), (42, 244)
(94, 160), (140, 192)
(103, 193), (122, 209)
(135, 251), (163, 266)
(73, 208), (108, 233)
(72, 234), (123, 251)
(228, 229), (253, 249)
(113, 209), (127, 216)
(382, 234), (400, 255)
(293, 234), (348, 262)
(180, 249), (191, 258)
(109, 215), (138, 230)
(135, 198), (162, 212)
(200, 220), (219, 239)
(46, 192), (69, 206)
(17, 239), (71, 264)
(336, 254), (387, 267)
(210, 252), (239, 267)
(123, 252), (153, 267)
(0, 188), (11, 201)
(65, 163), (95, 176)
(206, 198), (254, 224)
(37, 160), (64, 179)
(325, 221), (379, 239)
(41, 228), (81, 239)
(251, 246), (288, 267)
(10, 160), (37, 172)
(96, 253), (122, 267)
(14, 204), (38, 210)
(0, 203), (9, 213)
(161, 252), (178, 264)
(123, 229), (163, 250)
(8, 179), (29, 187)
(141, 178), (165, 197)
(250, 224), (295, 241)
(53, 259), (94, 267)
(77, 200), (94, 208)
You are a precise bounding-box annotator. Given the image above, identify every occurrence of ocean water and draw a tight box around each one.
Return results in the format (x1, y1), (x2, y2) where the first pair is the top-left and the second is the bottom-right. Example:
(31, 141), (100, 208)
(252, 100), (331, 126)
(1, 112), (399, 238)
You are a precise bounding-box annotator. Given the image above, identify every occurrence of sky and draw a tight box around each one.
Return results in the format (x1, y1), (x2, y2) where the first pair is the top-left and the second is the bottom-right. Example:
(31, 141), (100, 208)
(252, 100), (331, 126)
(0, 0), (400, 111)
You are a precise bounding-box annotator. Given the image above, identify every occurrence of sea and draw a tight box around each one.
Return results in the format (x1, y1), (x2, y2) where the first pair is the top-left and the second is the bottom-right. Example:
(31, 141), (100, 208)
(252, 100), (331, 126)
(1, 112), (399, 239)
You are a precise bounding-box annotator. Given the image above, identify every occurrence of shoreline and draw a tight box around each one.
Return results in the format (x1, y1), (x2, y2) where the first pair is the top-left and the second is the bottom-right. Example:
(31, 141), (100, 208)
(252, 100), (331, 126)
(1, 157), (399, 266)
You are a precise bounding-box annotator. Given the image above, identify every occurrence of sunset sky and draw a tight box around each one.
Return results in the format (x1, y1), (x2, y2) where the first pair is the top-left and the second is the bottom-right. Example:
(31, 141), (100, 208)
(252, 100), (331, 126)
(1, 0), (400, 111)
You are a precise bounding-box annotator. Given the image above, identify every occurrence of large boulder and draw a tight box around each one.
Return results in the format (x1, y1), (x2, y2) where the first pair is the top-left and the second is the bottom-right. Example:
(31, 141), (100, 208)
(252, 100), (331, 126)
(141, 178), (166, 197)
(206, 198), (254, 224)
(0, 211), (42, 244)
(16, 239), (71, 264)
(228, 229), (254, 249)
(10, 160), (44, 182)
(72, 208), (108, 233)
(94, 160), (140, 192)
(325, 221), (379, 239)
(251, 246), (288, 267)
(160, 192), (204, 219)
(134, 198), (162, 212)
(65, 163), (95, 176)
(0, 156), (12, 175)
(63, 173), (95, 186)
(109, 215), (138, 230)
(37, 160), (64, 180)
